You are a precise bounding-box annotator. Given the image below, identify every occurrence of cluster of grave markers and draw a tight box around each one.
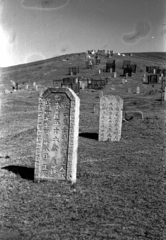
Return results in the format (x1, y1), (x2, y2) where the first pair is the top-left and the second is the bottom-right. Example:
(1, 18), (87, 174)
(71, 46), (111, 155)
(121, 60), (137, 77)
(53, 74), (108, 93)
(85, 50), (113, 69)
(35, 87), (123, 183)
(145, 66), (165, 84)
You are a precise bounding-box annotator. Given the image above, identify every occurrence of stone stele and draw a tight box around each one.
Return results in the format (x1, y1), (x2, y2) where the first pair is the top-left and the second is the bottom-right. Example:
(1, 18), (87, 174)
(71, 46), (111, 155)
(99, 95), (123, 141)
(34, 87), (80, 184)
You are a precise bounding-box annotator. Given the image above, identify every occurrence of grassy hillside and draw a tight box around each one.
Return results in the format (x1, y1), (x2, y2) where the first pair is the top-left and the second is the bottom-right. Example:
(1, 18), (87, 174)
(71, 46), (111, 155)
(0, 51), (165, 239)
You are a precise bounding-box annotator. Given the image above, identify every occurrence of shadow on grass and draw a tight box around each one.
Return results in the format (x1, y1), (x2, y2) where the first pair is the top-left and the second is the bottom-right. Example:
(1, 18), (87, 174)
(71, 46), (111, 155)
(1, 165), (34, 181)
(79, 132), (98, 140)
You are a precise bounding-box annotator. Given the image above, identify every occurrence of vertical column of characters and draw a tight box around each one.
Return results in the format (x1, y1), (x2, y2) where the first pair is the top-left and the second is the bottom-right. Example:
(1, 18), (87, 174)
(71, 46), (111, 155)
(60, 96), (70, 179)
(114, 98), (123, 141)
(99, 100), (105, 140)
(67, 100), (75, 178)
(35, 97), (45, 179)
(108, 101), (114, 139)
(99, 100), (108, 140)
(49, 95), (62, 177)
(41, 98), (52, 178)
(113, 102), (121, 140)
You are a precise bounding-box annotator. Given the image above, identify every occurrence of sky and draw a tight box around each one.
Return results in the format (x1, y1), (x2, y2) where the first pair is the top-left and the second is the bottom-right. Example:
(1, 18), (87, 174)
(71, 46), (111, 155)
(0, 0), (166, 67)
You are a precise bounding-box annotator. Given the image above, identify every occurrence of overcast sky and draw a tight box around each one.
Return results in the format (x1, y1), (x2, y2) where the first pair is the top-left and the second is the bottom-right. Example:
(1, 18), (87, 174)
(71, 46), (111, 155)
(0, 0), (166, 67)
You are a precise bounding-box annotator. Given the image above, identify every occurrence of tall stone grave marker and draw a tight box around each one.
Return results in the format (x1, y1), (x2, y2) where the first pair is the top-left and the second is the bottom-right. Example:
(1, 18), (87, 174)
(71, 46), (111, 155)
(99, 95), (123, 141)
(35, 87), (80, 184)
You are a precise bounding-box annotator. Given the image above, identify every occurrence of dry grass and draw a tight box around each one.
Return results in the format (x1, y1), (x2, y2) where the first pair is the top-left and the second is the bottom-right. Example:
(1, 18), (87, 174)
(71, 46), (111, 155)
(0, 52), (165, 239)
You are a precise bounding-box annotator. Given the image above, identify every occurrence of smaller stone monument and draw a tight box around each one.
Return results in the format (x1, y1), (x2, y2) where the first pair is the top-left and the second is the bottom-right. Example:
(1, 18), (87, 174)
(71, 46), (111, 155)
(99, 95), (123, 141)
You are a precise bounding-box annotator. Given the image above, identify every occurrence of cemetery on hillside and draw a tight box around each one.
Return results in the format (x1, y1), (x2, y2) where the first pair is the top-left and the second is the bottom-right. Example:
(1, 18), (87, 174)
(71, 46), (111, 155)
(0, 51), (165, 239)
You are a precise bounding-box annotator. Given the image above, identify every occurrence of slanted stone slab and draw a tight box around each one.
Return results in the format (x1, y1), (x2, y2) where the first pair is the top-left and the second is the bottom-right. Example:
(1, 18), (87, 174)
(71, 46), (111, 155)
(35, 87), (80, 184)
(99, 95), (123, 141)
(125, 111), (143, 121)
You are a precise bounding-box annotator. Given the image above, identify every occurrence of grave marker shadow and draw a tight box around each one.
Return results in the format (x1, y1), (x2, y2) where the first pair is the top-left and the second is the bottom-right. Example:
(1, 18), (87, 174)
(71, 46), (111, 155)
(1, 165), (34, 181)
(79, 132), (98, 140)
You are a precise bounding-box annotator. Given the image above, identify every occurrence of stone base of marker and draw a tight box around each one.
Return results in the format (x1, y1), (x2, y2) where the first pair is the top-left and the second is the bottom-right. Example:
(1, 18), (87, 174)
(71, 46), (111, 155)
(124, 111), (143, 121)
(34, 87), (80, 184)
(99, 95), (123, 141)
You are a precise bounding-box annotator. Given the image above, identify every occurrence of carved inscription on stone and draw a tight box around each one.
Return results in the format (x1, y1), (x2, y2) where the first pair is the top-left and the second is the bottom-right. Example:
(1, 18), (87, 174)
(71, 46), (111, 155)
(35, 87), (80, 183)
(99, 95), (123, 141)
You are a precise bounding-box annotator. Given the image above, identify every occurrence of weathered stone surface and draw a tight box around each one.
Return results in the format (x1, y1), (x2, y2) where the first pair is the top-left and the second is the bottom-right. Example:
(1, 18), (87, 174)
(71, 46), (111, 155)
(99, 95), (123, 141)
(125, 111), (143, 121)
(35, 87), (80, 184)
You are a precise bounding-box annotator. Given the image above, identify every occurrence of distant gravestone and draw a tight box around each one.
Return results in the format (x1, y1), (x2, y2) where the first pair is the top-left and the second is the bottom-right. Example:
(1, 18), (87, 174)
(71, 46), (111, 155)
(79, 80), (82, 89)
(114, 72), (117, 78)
(35, 87), (80, 184)
(128, 87), (132, 93)
(158, 76), (162, 83)
(26, 84), (29, 90)
(33, 82), (36, 87)
(142, 77), (147, 83)
(99, 95), (123, 141)
(82, 81), (85, 90)
(136, 86), (140, 94)
(83, 79), (88, 88)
